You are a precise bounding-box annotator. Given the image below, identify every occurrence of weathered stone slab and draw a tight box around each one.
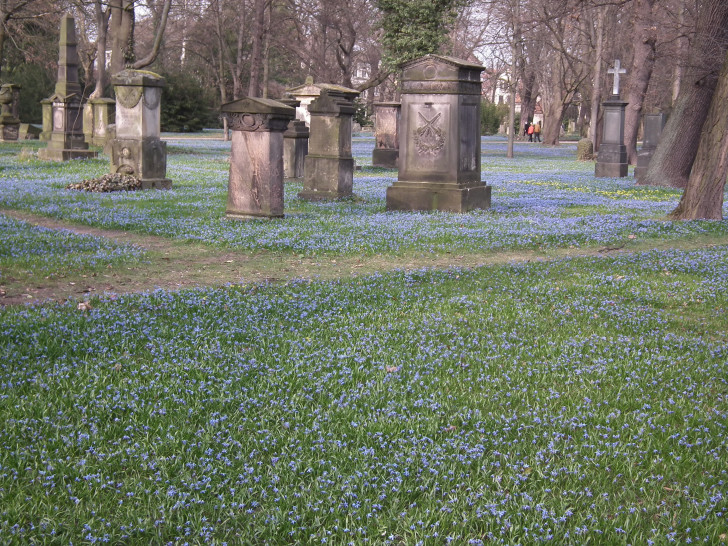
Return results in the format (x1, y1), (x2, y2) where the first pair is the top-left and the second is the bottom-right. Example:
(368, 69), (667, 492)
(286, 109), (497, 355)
(279, 96), (309, 180)
(386, 54), (490, 212)
(222, 97), (294, 219)
(84, 97), (115, 146)
(372, 102), (400, 168)
(634, 113), (666, 181)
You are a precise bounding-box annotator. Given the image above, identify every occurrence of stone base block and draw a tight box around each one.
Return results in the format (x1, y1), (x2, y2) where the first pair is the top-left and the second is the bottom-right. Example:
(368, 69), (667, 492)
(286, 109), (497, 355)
(226, 210), (283, 220)
(372, 148), (399, 168)
(140, 178), (172, 190)
(18, 124), (41, 140)
(386, 182), (491, 213)
(0, 122), (20, 141)
(38, 148), (98, 161)
(300, 155), (353, 200)
(595, 162), (628, 178)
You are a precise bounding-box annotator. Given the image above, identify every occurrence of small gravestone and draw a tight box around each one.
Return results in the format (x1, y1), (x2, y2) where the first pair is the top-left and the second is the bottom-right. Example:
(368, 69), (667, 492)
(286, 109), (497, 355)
(634, 113), (666, 181)
(577, 138), (594, 160)
(386, 54), (490, 212)
(39, 99), (52, 141)
(18, 124), (41, 140)
(299, 88), (359, 200)
(595, 60), (628, 178)
(372, 101), (400, 168)
(221, 97), (294, 219)
(109, 70), (170, 189)
(279, 96), (309, 180)
(0, 84), (21, 141)
(83, 97), (115, 146)
(38, 14), (97, 161)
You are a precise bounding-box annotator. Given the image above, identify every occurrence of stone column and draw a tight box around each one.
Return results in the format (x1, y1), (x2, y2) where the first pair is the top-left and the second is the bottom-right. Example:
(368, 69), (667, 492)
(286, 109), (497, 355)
(109, 70), (170, 189)
(634, 113), (666, 181)
(594, 95), (629, 178)
(372, 102), (400, 168)
(40, 99), (52, 141)
(221, 97), (294, 219)
(0, 84), (20, 141)
(299, 88), (359, 200)
(386, 54), (490, 212)
(84, 98), (115, 146)
(279, 97), (309, 180)
(38, 14), (97, 161)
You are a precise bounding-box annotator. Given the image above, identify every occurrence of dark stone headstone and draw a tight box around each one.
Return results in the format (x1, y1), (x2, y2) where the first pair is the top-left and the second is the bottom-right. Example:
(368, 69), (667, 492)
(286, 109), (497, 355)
(372, 102), (400, 168)
(279, 96), (309, 180)
(386, 54), (490, 212)
(0, 84), (20, 141)
(634, 113), (666, 181)
(221, 97), (294, 219)
(594, 97), (628, 178)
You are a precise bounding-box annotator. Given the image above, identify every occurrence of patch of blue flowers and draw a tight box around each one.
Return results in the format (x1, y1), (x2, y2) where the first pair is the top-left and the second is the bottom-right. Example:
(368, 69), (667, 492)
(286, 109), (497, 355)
(0, 137), (725, 256)
(0, 245), (726, 543)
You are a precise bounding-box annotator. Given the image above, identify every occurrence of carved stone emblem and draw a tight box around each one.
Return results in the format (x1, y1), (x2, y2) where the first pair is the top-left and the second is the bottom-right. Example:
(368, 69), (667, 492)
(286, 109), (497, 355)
(116, 86), (144, 109)
(414, 111), (445, 156)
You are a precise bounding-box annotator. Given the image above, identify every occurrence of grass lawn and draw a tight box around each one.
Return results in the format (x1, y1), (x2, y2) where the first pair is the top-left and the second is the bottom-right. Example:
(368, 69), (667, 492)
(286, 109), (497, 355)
(0, 136), (727, 544)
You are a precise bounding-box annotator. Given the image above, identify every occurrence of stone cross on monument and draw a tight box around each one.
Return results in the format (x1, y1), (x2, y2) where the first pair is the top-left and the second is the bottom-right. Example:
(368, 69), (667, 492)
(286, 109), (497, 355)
(607, 59), (627, 96)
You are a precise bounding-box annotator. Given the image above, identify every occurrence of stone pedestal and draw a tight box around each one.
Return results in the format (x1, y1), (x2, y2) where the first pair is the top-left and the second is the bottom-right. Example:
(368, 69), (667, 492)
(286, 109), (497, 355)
(635, 113), (666, 181)
(279, 97), (309, 180)
(595, 95), (628, 178)
(0, 84), (21, 141)
(38, 14), (97, 161)
(109, 70), (170, 189)
(372, 102), (400, 168)
(299, 88), (359, 201)
(386, 54), (490, 212)
(84, 97), (115, 146)
(287, 77), (359, 126)
(221, 97), (294, 219)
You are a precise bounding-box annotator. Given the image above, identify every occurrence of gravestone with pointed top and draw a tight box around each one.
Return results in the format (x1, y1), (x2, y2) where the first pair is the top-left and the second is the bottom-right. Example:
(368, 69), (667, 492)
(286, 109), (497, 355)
(634, 113), (666, 181)
(222, 97), (294, 219)
(372, 102), (400, 168)
(386, 54), (490, 212)
(38, 14), (97, 160)
(108, 70), (170, 189)
(299, 88), (359, 200)
(595, 59), (629, 178)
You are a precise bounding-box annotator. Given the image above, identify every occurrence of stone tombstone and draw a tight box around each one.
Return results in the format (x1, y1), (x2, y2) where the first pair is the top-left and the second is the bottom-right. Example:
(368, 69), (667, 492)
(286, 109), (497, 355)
(40, 99), (52, 141)
(38, 14), (97, 161)
(386, 54), (490, 212)
(109, 69), (170, 189)
(221, 97), (294, 219)
(372, 101), (400, 168)
(634, 113), (666, 181)
(595, 60), (628, 178)
(287, 77), (359, 126)
(299, 88), (359, 201)
(0, 84), (21, 141)
(18, 124), (41, 140)
(83, 97), (115, 146)
(279, 96), (309, 180)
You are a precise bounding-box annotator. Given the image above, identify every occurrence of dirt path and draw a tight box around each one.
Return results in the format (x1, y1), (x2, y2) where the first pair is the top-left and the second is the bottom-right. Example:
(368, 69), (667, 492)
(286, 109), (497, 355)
(2, 208), (724, 307)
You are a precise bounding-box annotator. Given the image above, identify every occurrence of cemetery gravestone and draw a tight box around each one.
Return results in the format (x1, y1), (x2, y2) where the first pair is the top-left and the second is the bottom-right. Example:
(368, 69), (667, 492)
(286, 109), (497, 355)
(279, 96), (309, 180)
(595, 60), (628, 178)
(84, 98), (115, 146)
(372, 102), (400, 168)
(38, 14), (97, 161)
(0, 84), (21, 141)
(287, 78), (359, 126)
(40, 99), (52, 141)
(221, 97), (294, 219)
(386, 54), (490, 212)
(299, 88), (359, 201)
(634, 113), (666, 181)
(109, 70), (170, 189)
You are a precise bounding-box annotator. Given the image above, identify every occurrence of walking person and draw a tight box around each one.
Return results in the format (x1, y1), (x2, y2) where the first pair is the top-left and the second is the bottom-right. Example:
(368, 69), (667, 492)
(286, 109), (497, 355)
(523, 121), (531, 140)
(527, 122), (534, 142)
(534, 121), (541, 142)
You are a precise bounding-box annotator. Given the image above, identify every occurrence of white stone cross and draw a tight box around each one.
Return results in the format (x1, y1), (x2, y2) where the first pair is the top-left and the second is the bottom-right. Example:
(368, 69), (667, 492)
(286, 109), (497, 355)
(607, 59), (627, 96)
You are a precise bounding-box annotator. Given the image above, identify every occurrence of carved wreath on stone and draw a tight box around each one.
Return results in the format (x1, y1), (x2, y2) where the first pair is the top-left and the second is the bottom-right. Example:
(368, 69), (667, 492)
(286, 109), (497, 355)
(116, 87), (161, 110)
(414, 112), (445, 156)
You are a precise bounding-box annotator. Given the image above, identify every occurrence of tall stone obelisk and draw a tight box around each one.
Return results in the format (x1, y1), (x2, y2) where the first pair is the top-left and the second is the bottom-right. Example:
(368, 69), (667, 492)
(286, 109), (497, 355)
(38, 14), (97, 161)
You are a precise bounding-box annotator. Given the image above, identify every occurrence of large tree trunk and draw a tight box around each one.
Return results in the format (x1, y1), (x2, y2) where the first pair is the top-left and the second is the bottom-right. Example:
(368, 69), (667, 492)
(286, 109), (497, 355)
(624, 0), (657, 165)
(541, 100), (564, 145)
(91, 0), (110, 98)
(670, 51), (728, 220)
(109, 0), (135, 74)
(638, 0), (728, 188)
(248, 0), (267, 97)
(588, 6), (605, 146)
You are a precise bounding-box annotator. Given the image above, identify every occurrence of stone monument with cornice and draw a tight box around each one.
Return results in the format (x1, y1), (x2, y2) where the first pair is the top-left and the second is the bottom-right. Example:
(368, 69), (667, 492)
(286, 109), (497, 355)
(595, 60), (629, 178)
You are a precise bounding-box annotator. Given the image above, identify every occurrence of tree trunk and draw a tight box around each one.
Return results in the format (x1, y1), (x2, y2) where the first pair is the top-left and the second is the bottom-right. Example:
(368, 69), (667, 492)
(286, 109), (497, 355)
(624, 0), (657, 165)
(132, 0), (172, 69)
(248, 0), (267, 97)
(639, 0), (728, 188)
(670, 51), (728, 220)
(0, 16), (8, 81)
(588, 6), (605, 146)
(109, 0), (135, 74)
(91, 0), (110, 98)
(507, 0), (520, 158)
(541, 100), (564, 145)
